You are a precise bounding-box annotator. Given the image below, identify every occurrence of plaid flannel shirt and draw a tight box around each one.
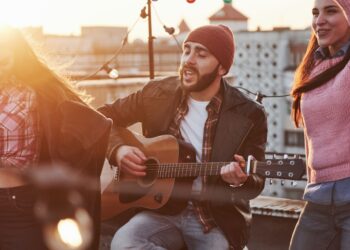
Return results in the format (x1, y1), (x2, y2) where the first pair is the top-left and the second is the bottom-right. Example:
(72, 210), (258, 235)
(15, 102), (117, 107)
(0, 84), (40, 168)
(168, 89), (223, 233)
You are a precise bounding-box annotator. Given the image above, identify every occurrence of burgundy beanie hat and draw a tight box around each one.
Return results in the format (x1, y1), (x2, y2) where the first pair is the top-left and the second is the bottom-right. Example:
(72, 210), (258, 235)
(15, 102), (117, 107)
(184, 24), (235, 74)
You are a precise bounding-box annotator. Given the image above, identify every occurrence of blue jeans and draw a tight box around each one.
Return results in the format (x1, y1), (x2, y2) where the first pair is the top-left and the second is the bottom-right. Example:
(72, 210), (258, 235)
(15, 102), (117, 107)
(111, 205), (229, 250)
(289, 202), (350, 250)
(0, 185), (47, 250)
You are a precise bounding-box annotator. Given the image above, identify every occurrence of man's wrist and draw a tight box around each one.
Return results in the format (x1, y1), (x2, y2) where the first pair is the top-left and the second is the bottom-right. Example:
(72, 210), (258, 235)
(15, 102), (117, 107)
(109, 145), (123, 166)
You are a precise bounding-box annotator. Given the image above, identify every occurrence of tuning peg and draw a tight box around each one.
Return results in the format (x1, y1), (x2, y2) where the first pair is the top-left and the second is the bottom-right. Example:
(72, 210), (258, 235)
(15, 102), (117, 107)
(281, 180), (285, 186)
(283, 154), (288, 159)
(269, 179), (273, 185)
(291, 181), (297, 187)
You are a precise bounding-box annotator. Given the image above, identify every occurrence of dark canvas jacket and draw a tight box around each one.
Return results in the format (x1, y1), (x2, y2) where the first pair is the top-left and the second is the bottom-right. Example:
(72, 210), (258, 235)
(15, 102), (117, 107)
(98, 76), (267, 250)
(38, 96), (112, 250)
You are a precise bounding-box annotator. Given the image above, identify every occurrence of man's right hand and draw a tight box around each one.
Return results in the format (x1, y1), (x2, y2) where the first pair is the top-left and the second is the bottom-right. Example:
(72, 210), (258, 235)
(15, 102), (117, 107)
(115, 145), (147, 177)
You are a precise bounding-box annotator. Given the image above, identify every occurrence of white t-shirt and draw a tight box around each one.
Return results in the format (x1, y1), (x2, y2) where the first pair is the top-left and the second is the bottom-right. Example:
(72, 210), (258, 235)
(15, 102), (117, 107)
(180, 96), (209, 193)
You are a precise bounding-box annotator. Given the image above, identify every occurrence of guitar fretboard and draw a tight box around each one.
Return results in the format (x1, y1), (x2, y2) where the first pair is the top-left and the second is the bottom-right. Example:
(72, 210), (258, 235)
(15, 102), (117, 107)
(143, 159), (303, 180)
(153, 162), (230, 178)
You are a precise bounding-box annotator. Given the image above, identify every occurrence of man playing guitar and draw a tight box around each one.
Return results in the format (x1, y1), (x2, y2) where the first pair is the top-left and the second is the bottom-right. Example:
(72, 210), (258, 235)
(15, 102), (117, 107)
(99, 24), (268, 250)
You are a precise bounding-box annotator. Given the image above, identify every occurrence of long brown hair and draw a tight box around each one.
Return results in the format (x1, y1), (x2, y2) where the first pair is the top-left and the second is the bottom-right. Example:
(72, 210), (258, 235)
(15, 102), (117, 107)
(291, 33), (350, 127)
(0, 26), (89, 104)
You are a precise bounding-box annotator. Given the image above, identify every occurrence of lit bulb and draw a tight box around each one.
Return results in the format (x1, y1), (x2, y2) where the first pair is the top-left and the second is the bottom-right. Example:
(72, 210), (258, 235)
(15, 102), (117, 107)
(108, 68), (119, 79)
(43, 208), (93, 250)
(186, 0), (195, 3)
(57, 218), (83, 248)
(102, 64), (119, 79)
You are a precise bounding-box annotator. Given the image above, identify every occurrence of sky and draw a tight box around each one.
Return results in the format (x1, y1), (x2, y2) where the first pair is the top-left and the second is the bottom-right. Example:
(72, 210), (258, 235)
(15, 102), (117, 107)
(0, 0), (314, 40)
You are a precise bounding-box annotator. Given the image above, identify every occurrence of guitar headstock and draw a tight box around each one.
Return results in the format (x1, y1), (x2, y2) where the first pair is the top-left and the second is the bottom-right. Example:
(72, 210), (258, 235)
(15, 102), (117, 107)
(246, 155), (306, 180)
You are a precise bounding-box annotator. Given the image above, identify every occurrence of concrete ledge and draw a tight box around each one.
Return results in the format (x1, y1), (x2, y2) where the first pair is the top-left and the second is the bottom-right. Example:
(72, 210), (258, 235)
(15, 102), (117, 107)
(251, 195), (305, 219)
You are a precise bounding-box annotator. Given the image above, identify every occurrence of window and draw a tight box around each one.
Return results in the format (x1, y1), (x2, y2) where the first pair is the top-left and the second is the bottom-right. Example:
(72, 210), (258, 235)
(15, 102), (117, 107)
(284, 131), (305, 147)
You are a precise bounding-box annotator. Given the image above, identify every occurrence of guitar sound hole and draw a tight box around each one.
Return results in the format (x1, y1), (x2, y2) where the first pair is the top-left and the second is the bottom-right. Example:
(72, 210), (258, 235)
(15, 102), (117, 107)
(139, 158), (158, 186)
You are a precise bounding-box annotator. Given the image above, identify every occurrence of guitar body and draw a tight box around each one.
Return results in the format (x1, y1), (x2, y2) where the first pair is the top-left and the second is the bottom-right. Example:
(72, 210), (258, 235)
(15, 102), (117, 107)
(101, 128), (196, 220)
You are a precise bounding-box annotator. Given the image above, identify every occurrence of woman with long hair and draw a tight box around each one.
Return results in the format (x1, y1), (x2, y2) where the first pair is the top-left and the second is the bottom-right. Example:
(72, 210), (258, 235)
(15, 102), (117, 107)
(0, 26), (111, 250)
(290, 0), (350, 249)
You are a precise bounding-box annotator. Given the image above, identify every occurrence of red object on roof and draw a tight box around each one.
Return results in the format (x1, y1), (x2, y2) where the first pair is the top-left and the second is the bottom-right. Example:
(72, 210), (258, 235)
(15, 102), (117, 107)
(209, 4), (248, 21)
(178, 20), (190, 34)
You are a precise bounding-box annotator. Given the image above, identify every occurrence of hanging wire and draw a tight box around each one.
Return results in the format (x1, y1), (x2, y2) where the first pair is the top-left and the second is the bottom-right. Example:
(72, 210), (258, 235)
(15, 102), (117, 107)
(236, 86), (290, 104)
(74, 14), (142, 84)
(236, 86), (290, 98)
(151, 1), (182, 51)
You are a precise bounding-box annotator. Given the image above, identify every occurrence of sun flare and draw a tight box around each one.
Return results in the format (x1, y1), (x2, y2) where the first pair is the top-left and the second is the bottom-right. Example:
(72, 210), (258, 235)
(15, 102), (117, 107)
(0, 0), (48, 28)
(0, 0), (313, 39)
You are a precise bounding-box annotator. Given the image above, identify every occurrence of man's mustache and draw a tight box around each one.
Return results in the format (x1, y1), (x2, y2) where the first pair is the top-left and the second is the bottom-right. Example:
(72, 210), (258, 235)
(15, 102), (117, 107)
(179, 64), (199, 76)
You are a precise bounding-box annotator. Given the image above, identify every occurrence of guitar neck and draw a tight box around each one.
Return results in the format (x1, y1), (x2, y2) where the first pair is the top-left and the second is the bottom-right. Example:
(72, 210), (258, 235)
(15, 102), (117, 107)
(157, 162), (227, 178)
(153, 157), (305, 180)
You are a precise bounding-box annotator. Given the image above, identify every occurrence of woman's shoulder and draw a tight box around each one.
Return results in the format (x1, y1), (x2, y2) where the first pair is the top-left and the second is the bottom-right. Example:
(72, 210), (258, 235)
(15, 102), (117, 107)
(309, 56), (346, 78)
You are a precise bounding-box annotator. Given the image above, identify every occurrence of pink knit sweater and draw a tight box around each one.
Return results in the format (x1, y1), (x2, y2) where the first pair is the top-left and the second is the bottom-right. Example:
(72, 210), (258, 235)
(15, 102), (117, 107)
(301, 0), (350, 184)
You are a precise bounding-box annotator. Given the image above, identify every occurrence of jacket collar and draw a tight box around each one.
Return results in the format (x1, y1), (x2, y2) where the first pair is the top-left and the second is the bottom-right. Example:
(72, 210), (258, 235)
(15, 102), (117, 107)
(315, 39), (350, 60)
(221, 78), (249, 111)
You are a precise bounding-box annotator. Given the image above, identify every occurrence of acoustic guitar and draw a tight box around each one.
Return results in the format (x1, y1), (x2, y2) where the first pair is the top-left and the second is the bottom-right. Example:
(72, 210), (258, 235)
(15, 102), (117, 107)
(101, 128), (305, 220)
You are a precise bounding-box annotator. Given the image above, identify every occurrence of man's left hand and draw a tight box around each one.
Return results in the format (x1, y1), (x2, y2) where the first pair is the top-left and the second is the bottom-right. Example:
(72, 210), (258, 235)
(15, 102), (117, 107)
(220, 154), (248, 186)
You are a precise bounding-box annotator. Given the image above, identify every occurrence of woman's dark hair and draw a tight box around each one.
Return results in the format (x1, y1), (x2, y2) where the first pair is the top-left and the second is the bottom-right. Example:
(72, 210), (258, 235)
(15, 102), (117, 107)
(291, 34), (350, 127)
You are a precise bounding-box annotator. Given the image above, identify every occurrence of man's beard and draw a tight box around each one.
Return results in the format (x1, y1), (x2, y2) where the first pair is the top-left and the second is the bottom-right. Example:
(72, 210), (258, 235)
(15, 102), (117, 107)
(179, 64), (219, 93)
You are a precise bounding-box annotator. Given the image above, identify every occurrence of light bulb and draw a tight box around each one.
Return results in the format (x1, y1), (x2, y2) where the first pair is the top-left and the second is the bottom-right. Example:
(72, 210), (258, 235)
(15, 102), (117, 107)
(42, 208), (93, 250)
(57, 218), (83, 248)
(108, 68), (119, 79)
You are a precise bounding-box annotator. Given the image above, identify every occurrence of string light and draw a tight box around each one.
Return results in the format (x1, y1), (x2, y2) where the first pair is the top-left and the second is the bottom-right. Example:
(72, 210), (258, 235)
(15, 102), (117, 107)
(108, 69), (119, 79)
(26, 166), (96, 250)
(163, 25), (175, 35)
(102, 64), (119, 79)
(74, 12), (142, 83)
(140, 6), (147, 19)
